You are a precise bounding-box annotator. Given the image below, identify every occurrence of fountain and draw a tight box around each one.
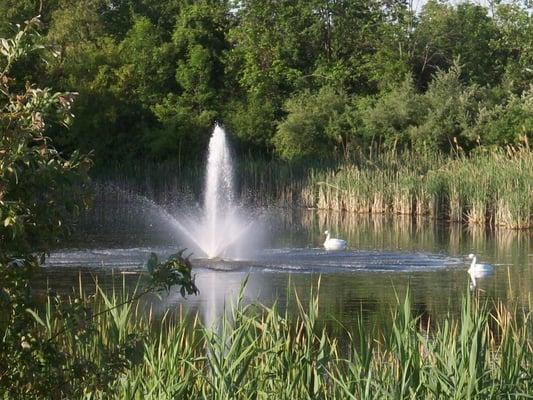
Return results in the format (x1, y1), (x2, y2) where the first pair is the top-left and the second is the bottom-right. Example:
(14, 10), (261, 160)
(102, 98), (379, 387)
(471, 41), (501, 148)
(174, 124), (257, 260)
(84, 124), (261, 261)
(204, 124), (237, 257)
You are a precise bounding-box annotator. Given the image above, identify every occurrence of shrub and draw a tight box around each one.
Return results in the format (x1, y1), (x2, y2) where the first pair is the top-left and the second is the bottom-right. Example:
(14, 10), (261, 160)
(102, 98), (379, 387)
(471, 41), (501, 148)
(359, 77), (426, 150)
(273, 86), (350, 161)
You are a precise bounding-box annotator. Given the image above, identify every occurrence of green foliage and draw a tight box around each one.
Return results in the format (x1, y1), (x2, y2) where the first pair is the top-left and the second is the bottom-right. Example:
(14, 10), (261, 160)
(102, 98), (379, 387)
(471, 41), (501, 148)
(173, 0), (229, 107)
(118, 16), (176, 105)
(413, 0), (502, 87)
(273, 87), (351, 161)
(301, 146), (533, 228)
(0, 0), (44, 37)
(0, 20), (198, 398)
(0, 0), (527, 164)
(227, 0), (312, 99)
(0, 252), (197, 398)
(3, 282), (532, 398)
(493, 3), (533, 93)
(0, 256), (136, 398)
(351, 65), (533, 154)
(145, 251), (198, 296)
(141, 0), (232, 161)
(129, 0), (182, 34)
(0, 0), (531, 167)
(474, 87), (533, 145)
(0, 18), (91, 256)
(359, 77), (426, 150)
(411, 64), (483, 152)
(224, 96), (278, 153)
(47, 0), (105, 47)
(148, 93), (211, 161)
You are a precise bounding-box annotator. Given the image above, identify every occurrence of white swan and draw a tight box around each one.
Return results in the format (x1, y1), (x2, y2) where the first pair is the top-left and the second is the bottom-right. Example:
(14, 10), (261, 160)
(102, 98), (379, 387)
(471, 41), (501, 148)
(324, 230), (347, 251)
(467, 253), (493, 288)
(468, 253), (494, 275)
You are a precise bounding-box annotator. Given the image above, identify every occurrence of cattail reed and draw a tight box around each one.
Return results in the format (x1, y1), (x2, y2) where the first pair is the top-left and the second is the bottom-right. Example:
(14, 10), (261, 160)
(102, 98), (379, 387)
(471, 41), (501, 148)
(92, 147), (532, 230)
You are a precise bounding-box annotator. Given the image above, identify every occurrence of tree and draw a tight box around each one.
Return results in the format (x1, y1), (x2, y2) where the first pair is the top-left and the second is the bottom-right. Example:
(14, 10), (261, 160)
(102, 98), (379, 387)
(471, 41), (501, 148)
(118, 16), (176, 105)
(273, 87), (351, 161)
(413, 1), (502, 88)
(227, 0), (314, 100)
(473, 87), (533, 146)
(173, 0), (229, 111)
(0, 21), (197, 397)
(1, 18), (91, 257)
(145, 0), (231, 161)
(312, 0), (405, 93)
(493, 1), (533, 93)
(410, 64), (483, 152)
(0, 0), (52, 37)
(46, 5), (177, 164)
(359, 77), (426, 150)
(129, 0), (183, 34)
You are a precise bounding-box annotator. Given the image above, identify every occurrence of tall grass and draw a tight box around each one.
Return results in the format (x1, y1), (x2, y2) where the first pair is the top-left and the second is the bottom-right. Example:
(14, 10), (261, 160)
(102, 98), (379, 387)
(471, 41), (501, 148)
(92, 146), (532, 229)
(13, 280), (533, 399)
(306, 146), (532, 229)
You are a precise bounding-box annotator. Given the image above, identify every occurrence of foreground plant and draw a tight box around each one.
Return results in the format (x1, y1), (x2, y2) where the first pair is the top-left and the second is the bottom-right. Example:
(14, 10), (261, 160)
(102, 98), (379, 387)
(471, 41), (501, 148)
(0, 20), (198, 398)
(6, 281), (532, 399)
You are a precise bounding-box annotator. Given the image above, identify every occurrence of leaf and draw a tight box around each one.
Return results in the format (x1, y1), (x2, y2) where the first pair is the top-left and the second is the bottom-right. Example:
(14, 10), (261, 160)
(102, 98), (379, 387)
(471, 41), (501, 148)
(26, 308), (46, 327)
(145, 252), (158, 274)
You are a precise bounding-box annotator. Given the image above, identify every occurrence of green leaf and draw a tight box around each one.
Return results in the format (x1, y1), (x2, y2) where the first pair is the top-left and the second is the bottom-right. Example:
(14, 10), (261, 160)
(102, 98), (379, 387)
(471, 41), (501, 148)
(26, 308), (46, 327)
(145, 252), (158, 274)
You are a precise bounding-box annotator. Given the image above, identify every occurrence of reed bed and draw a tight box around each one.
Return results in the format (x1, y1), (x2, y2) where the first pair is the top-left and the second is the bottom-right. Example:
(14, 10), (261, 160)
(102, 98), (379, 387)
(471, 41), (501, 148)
(303, 147), (533, 229)
(92, 146), (532, 229)
(9, 281), (533, 399)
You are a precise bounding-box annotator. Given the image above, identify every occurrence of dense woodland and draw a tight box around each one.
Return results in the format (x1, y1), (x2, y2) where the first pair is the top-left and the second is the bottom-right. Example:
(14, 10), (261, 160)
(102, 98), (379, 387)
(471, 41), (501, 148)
(1, 0), (532, 166)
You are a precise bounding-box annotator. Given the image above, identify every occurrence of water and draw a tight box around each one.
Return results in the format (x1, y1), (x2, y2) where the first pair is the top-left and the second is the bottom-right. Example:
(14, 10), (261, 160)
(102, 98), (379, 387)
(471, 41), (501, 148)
(171, 124), (261, 259)
(87, 126), (264, 261)
(33, 124), (532, 330)
(37, 211), (532, 330)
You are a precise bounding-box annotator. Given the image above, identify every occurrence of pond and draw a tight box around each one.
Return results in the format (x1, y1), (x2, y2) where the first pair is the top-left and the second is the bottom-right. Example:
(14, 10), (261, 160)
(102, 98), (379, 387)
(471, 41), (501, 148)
(35, 209), (532, 332)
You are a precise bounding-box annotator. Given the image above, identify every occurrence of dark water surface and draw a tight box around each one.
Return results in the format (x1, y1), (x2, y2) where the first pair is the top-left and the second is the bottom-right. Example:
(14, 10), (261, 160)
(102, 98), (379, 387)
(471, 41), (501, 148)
(35, 210), (532, 330)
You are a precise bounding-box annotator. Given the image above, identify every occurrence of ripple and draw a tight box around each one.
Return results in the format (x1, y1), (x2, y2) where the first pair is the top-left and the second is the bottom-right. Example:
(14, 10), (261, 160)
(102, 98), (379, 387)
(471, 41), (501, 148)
(45, 246), (463, 274)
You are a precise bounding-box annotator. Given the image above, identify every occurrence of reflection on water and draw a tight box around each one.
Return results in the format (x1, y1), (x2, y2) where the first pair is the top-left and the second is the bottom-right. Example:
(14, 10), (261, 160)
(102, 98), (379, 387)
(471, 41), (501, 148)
(36, 210), (532, 331)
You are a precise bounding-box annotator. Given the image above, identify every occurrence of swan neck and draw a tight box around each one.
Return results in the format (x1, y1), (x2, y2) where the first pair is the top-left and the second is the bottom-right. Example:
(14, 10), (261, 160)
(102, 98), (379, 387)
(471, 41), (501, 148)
(325, 232), (331, 241)
(471, 256), (477, 268)
(469, 273), (476, 288)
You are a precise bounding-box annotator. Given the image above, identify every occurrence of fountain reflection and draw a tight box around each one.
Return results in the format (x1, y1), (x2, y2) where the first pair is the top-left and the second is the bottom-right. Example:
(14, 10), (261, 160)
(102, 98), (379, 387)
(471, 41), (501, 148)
(153, 270), (274, 328)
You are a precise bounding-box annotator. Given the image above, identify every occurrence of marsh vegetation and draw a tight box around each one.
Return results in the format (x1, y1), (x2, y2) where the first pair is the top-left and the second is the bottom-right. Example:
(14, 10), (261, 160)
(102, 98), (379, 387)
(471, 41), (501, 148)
(6, 280), (533, 399)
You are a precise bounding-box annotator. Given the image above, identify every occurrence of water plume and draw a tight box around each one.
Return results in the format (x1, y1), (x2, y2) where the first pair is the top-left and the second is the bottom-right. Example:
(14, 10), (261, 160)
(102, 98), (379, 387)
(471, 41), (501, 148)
(176, 124), (261, 259)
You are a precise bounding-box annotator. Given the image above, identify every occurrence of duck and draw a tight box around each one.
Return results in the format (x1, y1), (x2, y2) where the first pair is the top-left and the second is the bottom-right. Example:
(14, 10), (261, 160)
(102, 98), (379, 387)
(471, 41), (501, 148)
(323, 230), (347, 251)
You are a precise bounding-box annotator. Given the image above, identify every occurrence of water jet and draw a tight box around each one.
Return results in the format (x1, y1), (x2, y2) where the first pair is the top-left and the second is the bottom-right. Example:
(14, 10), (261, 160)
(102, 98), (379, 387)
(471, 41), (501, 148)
(175, 124), (259, 260)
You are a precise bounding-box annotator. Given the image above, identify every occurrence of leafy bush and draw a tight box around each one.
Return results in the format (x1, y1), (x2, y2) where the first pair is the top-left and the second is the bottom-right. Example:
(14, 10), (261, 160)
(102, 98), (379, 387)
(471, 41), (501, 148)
(0, 18), (91, 257)
(358, 77), (426, 150)
(225, 96), (278, 154)
(0, 20), (198, 398)
(410, 64), (483, 152)
(273, 87), (351, 161)
(474, 87), (533, 146)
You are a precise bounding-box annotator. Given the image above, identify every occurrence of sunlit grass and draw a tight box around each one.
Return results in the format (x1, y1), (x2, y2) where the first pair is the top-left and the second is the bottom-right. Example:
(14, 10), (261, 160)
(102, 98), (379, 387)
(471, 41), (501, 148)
(304, 146), (532, 229)
(19, 280), (533, 399)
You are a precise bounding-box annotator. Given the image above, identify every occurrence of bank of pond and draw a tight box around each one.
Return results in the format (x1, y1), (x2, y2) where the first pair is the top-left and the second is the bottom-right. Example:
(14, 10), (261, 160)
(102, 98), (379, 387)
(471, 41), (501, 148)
(97, 146), (533, 230)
